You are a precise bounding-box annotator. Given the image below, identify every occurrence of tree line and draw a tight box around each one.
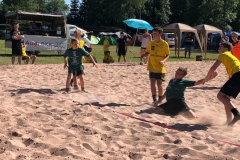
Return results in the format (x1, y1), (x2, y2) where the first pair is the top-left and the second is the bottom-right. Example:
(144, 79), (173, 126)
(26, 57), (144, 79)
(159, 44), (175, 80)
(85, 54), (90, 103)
(1, 0), (240, 32)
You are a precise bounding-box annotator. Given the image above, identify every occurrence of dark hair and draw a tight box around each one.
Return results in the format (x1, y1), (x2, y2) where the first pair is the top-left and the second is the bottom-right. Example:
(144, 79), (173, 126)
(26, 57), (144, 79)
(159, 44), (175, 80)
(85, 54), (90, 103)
(219, 42), (232, 51)
(153, 27), (163, 34)
(105, 51), (110, 54)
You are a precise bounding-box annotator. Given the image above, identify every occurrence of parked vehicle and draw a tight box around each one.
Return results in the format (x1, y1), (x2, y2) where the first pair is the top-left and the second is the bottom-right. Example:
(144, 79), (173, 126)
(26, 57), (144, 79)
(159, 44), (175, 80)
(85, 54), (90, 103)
(4, 11), (91, 53)
(163, 33), (175, 47)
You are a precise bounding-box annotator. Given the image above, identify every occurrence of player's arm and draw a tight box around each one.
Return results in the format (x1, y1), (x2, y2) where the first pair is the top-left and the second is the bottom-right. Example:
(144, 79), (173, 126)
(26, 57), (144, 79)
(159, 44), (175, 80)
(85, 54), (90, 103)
(204, 60), (221, 82)
(63, 57), (68, 69)
(88, 54), (97, 67)
(149, 34), (152, 41)
(159, 44), (170, 64)
(63, 50), (68, 69)
(194, 79), (205, 86)
(16, 34), (24, 39)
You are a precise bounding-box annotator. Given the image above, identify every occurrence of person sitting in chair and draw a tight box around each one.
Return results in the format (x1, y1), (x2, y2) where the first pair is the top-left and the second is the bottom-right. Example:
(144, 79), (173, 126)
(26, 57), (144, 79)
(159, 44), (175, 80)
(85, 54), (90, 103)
(22, 43), (37, 64)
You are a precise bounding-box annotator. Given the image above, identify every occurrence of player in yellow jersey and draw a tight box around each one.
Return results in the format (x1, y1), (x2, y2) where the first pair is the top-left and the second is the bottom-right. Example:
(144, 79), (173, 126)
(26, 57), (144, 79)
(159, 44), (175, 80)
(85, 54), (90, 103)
(204, 42), (240, 126)
(21, 43), (37, 64)
(141, 27), (170, 104)
(103, 35), (110, 55)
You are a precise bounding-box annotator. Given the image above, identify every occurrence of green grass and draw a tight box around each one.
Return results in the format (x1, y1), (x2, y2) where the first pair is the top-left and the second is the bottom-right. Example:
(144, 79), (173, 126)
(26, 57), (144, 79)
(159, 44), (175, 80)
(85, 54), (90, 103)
(0, 40), (219, 65)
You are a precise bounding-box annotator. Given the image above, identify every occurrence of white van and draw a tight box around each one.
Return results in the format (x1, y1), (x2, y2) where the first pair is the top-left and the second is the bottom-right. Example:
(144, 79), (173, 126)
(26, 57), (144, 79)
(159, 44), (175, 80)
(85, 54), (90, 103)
(163, 33), (175, 47)
(4, 11), (91, 53)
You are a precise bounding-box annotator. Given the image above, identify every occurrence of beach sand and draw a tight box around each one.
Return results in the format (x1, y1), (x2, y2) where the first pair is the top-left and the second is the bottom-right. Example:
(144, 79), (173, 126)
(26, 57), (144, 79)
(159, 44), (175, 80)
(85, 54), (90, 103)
(0, 61), (240, 160)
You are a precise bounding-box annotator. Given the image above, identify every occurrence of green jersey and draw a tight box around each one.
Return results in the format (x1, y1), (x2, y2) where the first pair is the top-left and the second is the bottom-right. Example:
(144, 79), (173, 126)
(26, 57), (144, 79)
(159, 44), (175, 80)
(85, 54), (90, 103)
(166, 79), (195, 101)
(64, 48), (89, 71)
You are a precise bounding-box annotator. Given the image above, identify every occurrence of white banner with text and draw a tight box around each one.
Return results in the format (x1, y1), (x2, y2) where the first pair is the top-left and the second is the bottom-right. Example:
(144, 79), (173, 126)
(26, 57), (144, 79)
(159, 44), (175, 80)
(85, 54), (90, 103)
(24, 35), (68, 51)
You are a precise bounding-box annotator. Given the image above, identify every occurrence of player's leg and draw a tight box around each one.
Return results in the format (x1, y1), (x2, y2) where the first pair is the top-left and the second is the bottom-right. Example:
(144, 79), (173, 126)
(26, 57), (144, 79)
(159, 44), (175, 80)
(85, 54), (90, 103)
(25, 56), (30, 64)
(217, 73), (240, 126)
(18, 55), (22, 64)
(78, 70), (85, 91)
(183, 110), (196, 118)
(156, 73), (165, 100)
(122, 51), (126, 62)
(149, 72), (157, 102)
(66, 72), (72, 92)
(12, 55), (16, 64)
(30, 55), (37, 64)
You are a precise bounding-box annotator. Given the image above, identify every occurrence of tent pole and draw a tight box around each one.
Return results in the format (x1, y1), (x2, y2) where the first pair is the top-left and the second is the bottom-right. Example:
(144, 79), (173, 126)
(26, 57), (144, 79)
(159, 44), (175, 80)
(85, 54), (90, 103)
(178, 32), (181, 57)
(174, 32), (177, 57)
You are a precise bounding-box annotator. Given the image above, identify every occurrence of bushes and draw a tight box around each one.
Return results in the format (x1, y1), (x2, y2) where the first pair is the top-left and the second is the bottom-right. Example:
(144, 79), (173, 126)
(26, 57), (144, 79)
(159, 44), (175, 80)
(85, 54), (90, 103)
(0, 30), (6, 40)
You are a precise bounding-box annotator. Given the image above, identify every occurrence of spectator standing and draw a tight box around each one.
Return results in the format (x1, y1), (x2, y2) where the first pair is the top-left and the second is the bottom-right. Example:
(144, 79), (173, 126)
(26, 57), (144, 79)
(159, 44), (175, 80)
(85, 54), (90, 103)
(116, 32), (127, 62)
(184, 33), (194, 58)
(11, 22), (24, 64)
(139, 28), (152, 64)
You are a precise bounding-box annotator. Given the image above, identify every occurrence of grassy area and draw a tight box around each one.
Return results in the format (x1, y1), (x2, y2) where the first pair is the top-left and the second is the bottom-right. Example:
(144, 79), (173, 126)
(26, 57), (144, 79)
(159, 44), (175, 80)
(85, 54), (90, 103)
(0, 40), (219, 65)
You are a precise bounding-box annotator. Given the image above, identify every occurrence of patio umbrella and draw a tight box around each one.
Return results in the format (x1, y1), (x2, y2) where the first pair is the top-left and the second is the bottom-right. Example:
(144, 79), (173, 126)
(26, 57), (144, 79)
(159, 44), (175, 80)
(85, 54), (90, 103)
(123, 18), (153, 30)
(123, 19), (153, 62)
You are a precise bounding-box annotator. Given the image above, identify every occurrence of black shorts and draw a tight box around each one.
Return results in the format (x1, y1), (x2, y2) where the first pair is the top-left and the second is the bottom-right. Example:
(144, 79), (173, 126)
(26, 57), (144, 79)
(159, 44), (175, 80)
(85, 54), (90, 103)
(141, 47), (146, 49)
(149, 72), (165, 81)
(118, 50), (126, 56)
(68, 70), (84, 76)
(220, 71), (240, 98)
(158, 98), (190, 115)
(12, 47), (22, 56)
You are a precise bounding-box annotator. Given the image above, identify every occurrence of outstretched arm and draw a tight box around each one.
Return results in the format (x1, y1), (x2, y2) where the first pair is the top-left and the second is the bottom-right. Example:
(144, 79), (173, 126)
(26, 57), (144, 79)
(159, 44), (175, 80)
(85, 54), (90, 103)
(204, 60), (221, 83)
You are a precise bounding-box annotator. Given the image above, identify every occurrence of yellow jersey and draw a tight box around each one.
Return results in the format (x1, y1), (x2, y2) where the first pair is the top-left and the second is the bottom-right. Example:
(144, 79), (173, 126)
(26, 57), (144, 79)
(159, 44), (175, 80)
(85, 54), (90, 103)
(103, 55), (114, 63)
(69, 39), (85, 48)
(217, 51), (240, 78)
(145, 40), (170, 73)
(103, 39), (109, 52)
(22, 46), (27, 57)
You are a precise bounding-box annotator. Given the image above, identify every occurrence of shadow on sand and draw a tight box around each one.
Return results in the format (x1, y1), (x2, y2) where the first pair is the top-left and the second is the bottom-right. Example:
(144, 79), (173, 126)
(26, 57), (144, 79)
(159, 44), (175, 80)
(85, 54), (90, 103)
(136, 107), (208, 132)
(8, 88), (56, 94)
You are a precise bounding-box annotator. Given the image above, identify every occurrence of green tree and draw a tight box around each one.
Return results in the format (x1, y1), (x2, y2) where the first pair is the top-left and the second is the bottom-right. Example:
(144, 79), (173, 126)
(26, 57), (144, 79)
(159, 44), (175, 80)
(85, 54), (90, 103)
(44, 0), (69, 14)
(2, 0), (41, 12)
(185, 0), (238, 30)
(78, 0), (150, 27)
(145, 0), (171, 27)
(68, 0), (80, 24)
(169, 0), (187, 24)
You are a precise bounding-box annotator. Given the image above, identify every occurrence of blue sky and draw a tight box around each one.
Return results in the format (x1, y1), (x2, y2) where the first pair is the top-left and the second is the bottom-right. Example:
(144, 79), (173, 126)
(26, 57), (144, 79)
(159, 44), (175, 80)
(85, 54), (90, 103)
(65, 0), (71, 5)
(65, 0), (82, 5)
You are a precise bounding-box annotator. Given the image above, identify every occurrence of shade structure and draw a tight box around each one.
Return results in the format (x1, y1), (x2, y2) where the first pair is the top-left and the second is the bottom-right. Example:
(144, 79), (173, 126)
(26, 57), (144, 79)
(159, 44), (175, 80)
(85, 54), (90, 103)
(162, 23), (203, 57)
(193, 24), (223, 57)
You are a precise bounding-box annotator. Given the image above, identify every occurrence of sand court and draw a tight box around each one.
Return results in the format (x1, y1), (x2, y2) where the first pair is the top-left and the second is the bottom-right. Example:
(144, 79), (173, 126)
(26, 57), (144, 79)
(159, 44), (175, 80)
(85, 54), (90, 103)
(0, 62), (240, 159)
